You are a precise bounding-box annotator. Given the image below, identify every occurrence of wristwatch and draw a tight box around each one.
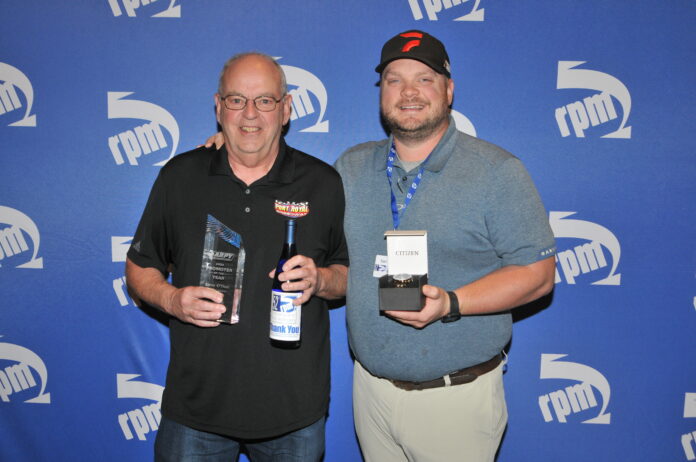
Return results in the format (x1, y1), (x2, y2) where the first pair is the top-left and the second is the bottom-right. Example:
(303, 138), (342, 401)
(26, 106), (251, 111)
(441, 291), (462, 323)
(392, 273), (413, 288)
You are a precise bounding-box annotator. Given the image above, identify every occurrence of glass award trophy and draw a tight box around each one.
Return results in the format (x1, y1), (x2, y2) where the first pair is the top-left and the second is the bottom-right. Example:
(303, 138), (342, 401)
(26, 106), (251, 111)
(199, 215), (245, 324)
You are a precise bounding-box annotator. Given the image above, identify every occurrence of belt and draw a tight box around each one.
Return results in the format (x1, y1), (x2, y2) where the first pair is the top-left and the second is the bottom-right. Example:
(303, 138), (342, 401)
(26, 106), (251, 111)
(390, 354), (502, 391)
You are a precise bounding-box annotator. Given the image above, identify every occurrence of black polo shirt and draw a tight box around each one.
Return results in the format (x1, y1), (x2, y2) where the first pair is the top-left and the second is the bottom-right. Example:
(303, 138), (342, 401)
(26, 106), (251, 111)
(128, 140), (348, 439)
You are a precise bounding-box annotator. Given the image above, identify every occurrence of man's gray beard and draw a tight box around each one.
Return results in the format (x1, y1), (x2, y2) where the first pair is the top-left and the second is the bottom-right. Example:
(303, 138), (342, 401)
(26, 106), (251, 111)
(382, 107), (450, 143)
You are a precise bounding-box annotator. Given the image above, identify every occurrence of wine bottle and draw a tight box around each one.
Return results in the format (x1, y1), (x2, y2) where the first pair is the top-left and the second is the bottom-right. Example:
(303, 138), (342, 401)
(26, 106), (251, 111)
(270, 219), (302, 348)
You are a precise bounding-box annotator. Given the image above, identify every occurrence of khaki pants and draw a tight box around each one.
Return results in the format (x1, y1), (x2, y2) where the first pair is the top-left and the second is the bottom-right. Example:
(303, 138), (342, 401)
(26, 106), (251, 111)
(353, 360), (507, 462)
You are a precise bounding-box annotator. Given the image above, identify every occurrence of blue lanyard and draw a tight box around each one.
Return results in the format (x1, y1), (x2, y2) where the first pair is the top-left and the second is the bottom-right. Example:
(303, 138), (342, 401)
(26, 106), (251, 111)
(386, 142), (429, 229)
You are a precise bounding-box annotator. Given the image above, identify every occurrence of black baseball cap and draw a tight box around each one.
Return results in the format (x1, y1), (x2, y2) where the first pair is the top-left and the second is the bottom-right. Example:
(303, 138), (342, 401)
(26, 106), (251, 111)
(375, 30), (451, 77)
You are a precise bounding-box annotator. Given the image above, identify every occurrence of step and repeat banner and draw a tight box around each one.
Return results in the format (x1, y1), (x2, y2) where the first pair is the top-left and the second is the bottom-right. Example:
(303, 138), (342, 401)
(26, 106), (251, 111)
(1, 1), (694, 461)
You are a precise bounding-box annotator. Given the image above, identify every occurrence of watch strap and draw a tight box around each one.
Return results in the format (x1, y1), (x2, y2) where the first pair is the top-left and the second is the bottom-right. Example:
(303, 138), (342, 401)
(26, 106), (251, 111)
(442, 291), (461, 323)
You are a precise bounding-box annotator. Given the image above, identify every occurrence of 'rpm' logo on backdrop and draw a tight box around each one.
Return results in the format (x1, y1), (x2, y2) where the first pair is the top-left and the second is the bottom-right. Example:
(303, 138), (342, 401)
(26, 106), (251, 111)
(107, 92), (179, 167)
(550, 211), (621, 286)
(278, 61), (330, 133)
(117, 374), (163, 441)
(0, 63), (36, 127)
(0, 206), (43, 269)
(538, 354), (611, 424)
(0, 337), (50, 404)
(112, 236), (136, 307)
(407, 0), (485, 21)
(451, 109), (477, 137)
(555, 61), (631, 139)
(683, 393), (696, 460)
(107, 0), (180, 18)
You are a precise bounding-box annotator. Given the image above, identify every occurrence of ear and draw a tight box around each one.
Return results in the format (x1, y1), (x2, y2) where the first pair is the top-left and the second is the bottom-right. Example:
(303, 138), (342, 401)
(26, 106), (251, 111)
(446, 78), (454, 106)
(214, 93), (222, 124)
(281, 93), (293, 125)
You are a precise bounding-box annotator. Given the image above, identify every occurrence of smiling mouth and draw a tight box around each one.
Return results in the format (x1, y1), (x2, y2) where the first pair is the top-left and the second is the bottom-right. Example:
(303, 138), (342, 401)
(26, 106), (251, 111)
(241, 126), (260, 133)
(399, 101), (426, 110)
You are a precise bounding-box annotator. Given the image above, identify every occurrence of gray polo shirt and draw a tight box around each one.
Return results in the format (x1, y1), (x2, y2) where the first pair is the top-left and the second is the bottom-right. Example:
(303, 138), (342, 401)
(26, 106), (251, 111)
(335, 119), (556, 382)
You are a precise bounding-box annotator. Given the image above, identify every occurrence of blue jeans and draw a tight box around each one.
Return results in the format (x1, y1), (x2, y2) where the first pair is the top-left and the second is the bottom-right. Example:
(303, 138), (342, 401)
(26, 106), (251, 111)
(154, 416), (325, 462)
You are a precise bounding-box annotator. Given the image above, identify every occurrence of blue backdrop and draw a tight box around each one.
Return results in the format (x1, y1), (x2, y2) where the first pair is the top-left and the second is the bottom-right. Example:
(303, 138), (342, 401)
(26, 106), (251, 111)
(1, 1), (695, 461)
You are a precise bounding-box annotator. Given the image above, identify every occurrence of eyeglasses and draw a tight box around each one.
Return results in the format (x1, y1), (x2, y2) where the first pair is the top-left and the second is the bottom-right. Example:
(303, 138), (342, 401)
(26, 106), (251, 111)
(220, 94), (285, 112)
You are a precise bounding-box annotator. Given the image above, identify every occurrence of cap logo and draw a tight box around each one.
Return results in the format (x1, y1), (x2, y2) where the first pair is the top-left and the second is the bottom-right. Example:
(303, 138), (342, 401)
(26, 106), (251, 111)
(399, 31), (423, 52)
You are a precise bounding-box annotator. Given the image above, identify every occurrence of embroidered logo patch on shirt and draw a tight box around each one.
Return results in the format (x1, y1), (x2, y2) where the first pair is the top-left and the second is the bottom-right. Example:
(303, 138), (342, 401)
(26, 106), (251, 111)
(274, 200), (310, 218)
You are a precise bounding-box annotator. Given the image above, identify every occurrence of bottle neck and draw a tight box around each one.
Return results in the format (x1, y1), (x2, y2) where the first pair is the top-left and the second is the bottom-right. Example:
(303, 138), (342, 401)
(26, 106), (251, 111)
(285, 219), (296, 246)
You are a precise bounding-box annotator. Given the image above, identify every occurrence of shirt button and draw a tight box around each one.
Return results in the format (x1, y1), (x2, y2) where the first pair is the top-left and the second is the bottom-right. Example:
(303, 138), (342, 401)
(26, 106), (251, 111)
(244, 207), (251, 213)
(402, 176), (408, 181)
(244, 188), (251, 195)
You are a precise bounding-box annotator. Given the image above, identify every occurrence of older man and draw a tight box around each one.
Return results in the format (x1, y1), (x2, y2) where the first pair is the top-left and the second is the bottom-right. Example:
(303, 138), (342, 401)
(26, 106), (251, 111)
(334, 30), (556, 461)
(126, 52), (348, 461)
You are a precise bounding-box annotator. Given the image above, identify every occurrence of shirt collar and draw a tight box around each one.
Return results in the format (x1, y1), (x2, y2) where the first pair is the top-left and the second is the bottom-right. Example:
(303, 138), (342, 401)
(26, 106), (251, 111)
(373, 115), (458, 173)
(209, 138), (295, 184)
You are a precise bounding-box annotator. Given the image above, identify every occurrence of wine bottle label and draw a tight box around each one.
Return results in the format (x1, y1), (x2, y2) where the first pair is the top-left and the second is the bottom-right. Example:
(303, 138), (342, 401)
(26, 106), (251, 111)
(269, 289), (302, 341)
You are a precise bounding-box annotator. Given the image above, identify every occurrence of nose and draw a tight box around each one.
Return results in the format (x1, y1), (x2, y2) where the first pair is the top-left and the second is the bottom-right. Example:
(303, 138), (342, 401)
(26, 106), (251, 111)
(401, 81), (419, 99)
(241, 99), (259, 118)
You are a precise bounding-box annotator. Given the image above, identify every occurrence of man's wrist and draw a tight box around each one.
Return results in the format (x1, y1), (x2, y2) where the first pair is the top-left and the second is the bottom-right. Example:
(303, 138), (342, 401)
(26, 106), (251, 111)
(441, 290), (462, 323)
(315, 267), (326, 295)
(161, 284), (178, 316)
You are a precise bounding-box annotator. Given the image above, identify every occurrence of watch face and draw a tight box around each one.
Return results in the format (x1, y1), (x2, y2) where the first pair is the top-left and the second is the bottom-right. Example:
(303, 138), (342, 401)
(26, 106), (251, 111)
(442, 312), (461, 323)
(392, 273), (413, 288)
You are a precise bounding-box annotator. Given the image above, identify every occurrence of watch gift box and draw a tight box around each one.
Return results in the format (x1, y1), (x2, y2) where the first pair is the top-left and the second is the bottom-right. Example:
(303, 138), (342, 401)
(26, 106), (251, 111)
(379, 230), (428, 311)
